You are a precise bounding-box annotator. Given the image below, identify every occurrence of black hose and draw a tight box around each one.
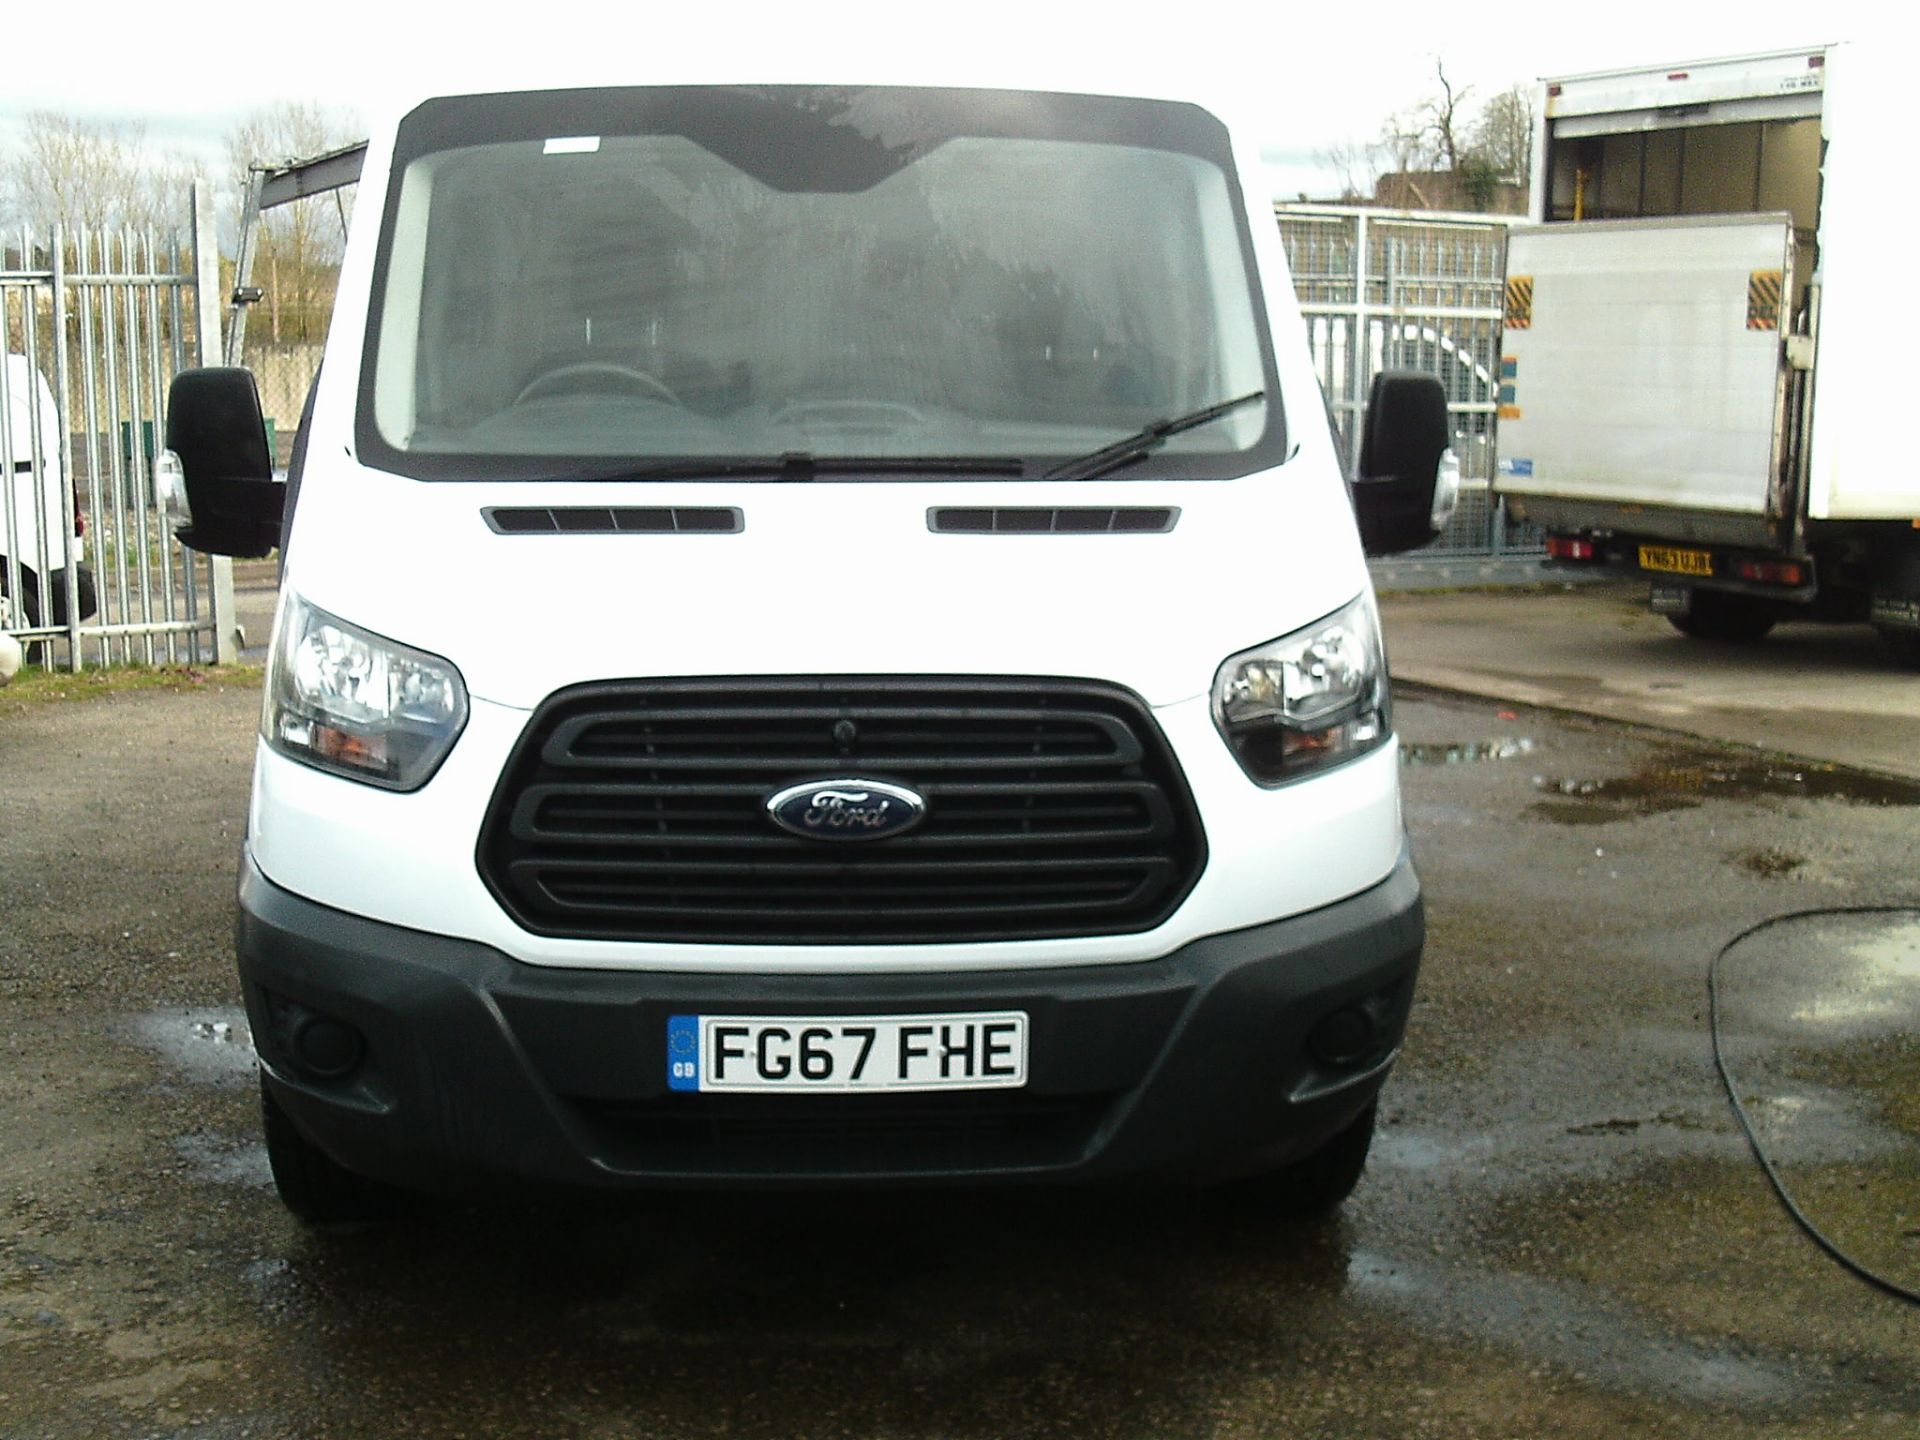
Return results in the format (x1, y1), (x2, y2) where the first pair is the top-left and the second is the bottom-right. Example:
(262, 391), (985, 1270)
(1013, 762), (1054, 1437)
(1708, 906), (1920, 1306)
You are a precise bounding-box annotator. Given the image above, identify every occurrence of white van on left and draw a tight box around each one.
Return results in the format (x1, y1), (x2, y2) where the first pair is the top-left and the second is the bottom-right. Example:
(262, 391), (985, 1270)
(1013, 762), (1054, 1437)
(2, 352), (97, 663)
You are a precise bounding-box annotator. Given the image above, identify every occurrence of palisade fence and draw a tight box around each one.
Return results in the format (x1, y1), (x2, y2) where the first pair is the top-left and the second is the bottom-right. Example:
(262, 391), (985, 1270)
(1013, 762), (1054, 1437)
(1275, 203), (1542, 564)
(243, 202), (1544, 566)
(4, 182), (1542, 674)
(1, 181), (235, 671)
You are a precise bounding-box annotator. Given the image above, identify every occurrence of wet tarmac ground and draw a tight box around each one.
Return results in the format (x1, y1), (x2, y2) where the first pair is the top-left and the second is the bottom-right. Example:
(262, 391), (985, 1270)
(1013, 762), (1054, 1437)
(2, 677), (1917, 1438)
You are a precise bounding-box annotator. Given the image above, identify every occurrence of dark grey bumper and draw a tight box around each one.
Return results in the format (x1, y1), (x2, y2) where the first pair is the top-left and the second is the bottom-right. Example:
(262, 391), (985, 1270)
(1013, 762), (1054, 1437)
(237, 851), (1422, 1193)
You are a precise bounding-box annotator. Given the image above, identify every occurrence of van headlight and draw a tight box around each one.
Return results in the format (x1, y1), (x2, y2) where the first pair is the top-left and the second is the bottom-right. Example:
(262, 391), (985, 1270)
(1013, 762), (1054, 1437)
(1432, 447), (1462, 533)
(264, 594), (468, 791)
(155, 449), (193, 534)
(1211, 593), (1390, 785)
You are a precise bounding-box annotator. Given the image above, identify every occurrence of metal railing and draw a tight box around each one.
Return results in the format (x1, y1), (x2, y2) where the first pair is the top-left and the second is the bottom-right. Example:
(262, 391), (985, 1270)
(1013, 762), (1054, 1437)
(2, 182), (235, 670)
(1276, 203), (1540, 561)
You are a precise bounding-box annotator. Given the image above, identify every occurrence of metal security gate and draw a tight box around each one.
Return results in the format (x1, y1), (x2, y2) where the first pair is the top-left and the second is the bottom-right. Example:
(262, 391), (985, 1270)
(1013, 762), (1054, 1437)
(1276, 204), (1540, 563)
(1, 182), (234, 671)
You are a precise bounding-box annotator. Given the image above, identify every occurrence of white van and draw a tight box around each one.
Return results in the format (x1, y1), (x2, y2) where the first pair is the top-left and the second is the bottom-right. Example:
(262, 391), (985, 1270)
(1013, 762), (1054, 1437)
(161, 75), (1452, 1223)
(2, 354), (96, 639)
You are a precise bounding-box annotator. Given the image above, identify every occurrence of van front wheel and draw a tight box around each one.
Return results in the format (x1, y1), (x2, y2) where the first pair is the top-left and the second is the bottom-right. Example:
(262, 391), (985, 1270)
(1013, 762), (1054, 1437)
(261, 1076), (411, 1226)
(1237, 1101), (1378, 1218)
(1877, 625), (1920, 670)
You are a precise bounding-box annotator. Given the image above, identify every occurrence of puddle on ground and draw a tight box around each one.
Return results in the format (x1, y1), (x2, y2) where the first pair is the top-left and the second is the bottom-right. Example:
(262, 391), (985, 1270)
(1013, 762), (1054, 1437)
(1790, 926), (1920, 1028)
(1401, 737), (1539, 766)
(1345, 1247), (1809, 1409)
(173, 1130), (272, 1189)
(129, 1008), (257, 1089)
(1527, 758), (1920, 825)
(1716, 916), (1920, 1037)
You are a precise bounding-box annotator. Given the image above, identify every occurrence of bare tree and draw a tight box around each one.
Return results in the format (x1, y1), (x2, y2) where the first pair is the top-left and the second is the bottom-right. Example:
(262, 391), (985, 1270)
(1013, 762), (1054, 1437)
(2, 112), (203, 232)
(1368, 63), (1534, 212)
(1314, 137), (1384, 204)
(1471, 84), (1536, 187)
(1425, 60), (1471, 173)
(226, 101), (360, 346)
(1378, 59), (1472, 174)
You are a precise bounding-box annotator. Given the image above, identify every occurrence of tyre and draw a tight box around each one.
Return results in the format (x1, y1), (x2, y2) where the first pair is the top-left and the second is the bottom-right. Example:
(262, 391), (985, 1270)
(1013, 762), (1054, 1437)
(1237, 1101), (1379, 1218)
(1876, 625), (1920, 671)
(0, 563), (98, 627)
(260, 1074), (410, 1225)
(1664, 589), (1776, 643)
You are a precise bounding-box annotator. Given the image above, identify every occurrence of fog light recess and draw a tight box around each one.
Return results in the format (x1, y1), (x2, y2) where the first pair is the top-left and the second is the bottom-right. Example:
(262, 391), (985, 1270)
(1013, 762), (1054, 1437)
(1308, 1004), (1380, 1069)
(285, 1008), (366, 1080)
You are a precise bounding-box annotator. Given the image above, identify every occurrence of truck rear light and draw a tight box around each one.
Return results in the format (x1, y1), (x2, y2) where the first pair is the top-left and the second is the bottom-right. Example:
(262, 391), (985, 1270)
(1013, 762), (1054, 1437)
(1546, 536), (1598, 561)
(1735, 559), (1806, 587)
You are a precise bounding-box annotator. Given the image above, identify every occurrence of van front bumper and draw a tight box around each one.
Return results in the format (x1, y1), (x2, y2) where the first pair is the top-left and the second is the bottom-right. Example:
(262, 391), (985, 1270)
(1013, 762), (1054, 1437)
(236, 850), (1422, 1193)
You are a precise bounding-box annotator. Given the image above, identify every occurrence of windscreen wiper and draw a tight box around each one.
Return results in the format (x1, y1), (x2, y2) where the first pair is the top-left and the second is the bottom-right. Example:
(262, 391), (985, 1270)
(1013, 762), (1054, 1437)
(1041, 390), (1267, 481)
(768, 454), (1027, 480)
(547, 454), (1026, 482)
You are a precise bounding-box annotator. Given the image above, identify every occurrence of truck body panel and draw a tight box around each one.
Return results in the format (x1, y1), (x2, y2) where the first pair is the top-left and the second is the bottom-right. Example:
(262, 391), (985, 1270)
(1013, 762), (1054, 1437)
(1806, 43), (1918, 521)
(1499, 215), (1794, 526)
(1496, 41), (1920, 660)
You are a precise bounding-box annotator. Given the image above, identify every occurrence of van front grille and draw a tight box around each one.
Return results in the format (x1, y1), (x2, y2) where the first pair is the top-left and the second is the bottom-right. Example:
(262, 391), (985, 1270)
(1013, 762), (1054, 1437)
(477, 678), (1206, 944)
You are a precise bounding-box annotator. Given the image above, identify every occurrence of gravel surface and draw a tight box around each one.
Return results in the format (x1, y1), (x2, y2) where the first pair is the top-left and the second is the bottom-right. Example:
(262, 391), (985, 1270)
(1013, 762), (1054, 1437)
(2, 676), (1917, 1438)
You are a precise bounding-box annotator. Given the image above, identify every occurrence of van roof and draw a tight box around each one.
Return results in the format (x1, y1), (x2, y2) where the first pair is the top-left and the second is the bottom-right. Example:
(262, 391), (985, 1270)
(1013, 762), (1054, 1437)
(362, 45), (1265, 142)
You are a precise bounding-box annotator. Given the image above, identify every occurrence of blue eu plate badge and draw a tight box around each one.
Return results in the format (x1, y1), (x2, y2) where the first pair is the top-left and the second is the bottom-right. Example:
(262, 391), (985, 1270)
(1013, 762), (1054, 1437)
(667, 1014), (700, 1092)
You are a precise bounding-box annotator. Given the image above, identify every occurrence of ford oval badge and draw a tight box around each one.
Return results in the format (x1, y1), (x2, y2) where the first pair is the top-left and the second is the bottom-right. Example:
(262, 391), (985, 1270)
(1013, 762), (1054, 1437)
(766, 778), (927, 841)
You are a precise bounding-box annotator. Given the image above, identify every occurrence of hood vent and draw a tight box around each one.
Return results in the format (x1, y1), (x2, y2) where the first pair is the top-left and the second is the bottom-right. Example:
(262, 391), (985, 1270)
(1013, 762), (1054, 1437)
(929, 506), (1178, 535)
(484, 506), (742, 535)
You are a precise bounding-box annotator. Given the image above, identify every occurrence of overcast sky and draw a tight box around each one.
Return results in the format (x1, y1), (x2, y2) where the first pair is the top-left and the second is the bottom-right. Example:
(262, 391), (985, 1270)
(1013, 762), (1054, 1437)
(0, 0), (1872, 201)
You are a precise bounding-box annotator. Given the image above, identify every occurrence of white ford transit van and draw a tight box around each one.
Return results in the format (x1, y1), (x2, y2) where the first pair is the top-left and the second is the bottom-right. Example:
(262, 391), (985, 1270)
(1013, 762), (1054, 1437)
(3, 354), (96, 642)
(163, 75), (1452, 1223)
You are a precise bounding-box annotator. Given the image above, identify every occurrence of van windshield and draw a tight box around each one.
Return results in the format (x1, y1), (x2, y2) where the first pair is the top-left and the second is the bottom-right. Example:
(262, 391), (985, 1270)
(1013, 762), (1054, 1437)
(360, 86), (1283, 482)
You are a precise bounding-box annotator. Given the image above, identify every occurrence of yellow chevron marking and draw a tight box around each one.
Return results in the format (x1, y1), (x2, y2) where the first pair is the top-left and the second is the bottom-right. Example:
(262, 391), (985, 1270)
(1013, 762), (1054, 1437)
(1504, 276), (1533, 330)
(1747, 270), (1783, 331)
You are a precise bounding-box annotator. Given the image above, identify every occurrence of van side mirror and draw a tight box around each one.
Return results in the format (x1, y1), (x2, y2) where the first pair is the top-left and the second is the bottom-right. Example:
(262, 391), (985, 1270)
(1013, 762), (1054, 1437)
(1351, 371), (1449, 556)
(162, 368), (283, 557)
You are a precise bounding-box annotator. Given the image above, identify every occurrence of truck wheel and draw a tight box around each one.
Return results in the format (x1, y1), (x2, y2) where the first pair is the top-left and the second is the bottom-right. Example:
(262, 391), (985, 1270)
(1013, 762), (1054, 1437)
(261, 1075), (410, 1225)
(1240, 1100), (1379, 1218)
(1875, 626), (1920, 670)
(1665, 590), (1776, 643)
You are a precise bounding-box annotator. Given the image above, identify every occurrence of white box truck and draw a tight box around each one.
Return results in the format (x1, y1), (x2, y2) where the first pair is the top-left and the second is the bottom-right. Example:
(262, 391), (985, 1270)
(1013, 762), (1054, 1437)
(1492, 44), (1920, 665)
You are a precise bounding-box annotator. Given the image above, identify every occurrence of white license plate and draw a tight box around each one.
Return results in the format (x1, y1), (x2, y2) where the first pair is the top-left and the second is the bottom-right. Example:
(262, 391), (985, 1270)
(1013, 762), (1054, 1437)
(667, 1011), (1028, 1094)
